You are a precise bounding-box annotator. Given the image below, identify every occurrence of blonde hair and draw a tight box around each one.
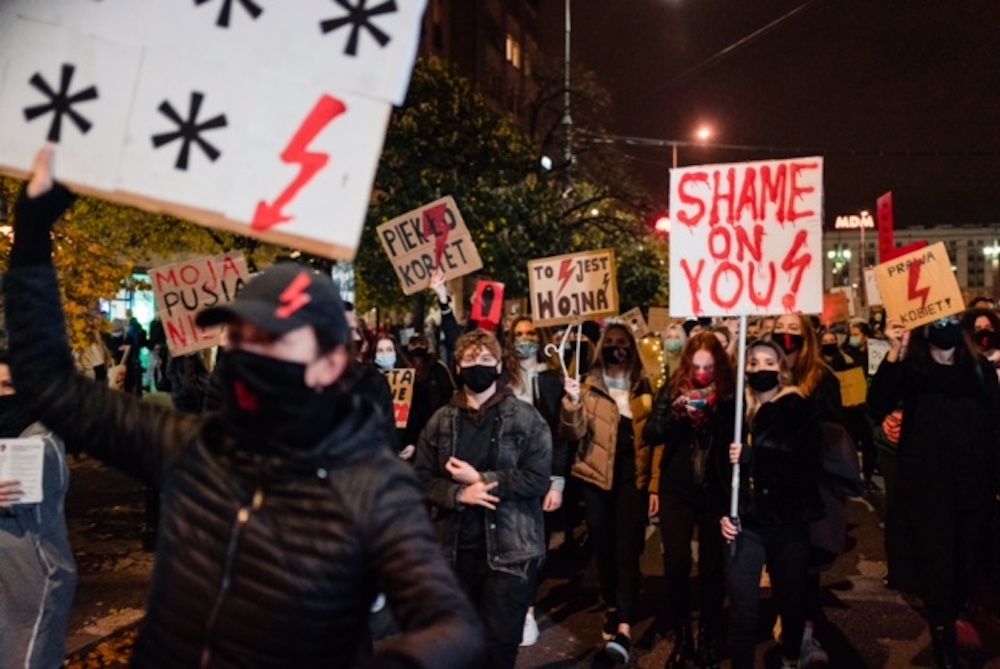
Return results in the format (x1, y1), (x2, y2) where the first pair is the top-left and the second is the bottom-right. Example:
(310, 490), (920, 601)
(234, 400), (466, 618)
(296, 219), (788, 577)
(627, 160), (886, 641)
(744, 339), (800, 422)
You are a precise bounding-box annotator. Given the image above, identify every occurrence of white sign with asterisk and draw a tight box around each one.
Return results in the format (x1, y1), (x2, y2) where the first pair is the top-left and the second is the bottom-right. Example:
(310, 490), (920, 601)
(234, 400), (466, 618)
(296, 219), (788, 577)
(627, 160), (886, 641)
(0, 0), (427, 259)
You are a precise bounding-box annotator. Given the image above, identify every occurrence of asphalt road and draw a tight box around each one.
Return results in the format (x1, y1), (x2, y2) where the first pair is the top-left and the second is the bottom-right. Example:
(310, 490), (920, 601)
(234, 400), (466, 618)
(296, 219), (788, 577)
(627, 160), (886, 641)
(63, 456), (1000, 668)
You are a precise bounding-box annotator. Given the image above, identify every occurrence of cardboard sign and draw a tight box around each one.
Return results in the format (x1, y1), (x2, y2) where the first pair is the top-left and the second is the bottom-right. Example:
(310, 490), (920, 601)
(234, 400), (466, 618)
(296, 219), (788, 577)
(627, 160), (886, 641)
(867, 339), (891, 376)
(0, 1), (427, 259)
(528, 249), (619, 327)
(830, 286), (857, 317)
(863, 267), (883, 306)
(376, 196), (483, 296)
(471, 280), (505, 332)
(381, 368), (415, 430)
(882, 240), (928, 264)
(835, 366), (867, 407)
(668, 157), (824, 317)
(822, 292), (851, 326)
(619, 307), (649, 338)
(151, 252), (250, 356)
(647, 307), (671, 336)
(873, 242), (964, 329)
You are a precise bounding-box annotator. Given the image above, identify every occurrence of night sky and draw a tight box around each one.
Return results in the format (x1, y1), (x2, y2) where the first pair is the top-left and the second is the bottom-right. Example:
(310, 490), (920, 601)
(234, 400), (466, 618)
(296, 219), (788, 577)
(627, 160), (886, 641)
(539, 0), (1000, 228)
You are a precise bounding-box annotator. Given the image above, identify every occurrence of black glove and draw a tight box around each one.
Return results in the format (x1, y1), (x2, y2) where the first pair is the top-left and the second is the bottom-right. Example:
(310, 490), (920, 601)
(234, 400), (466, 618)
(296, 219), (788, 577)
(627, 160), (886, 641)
(10, 182), (76, 268)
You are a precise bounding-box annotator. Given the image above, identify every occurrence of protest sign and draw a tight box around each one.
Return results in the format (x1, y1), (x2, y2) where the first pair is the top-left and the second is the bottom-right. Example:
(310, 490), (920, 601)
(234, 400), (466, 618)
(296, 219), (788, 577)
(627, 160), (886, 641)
(376, 196), (483, 296)
(0, 437), (44, 504)
(471, 280), (505, 332)
(151, 252), (250, 356)
(873, 242), (964, 329)
(619, 307), (649, 338)
(834, 367), (867, 407)
(830, 286), (857, 317)
(863, 268), (883, 306)
(0, 1), (428, 259)
(380, 368), (415, 429)
(668, 157), (824, 317)
(647, 307), (671, 336)
(528, 249), (618, 327)
(867, 338), (891, 376)
(822, 292), (851, 325)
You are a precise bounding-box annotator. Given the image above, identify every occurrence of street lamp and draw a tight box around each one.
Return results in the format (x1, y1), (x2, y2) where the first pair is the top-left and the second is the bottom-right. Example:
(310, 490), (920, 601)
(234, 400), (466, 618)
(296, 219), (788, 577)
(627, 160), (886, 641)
(672, 126), (713, 169)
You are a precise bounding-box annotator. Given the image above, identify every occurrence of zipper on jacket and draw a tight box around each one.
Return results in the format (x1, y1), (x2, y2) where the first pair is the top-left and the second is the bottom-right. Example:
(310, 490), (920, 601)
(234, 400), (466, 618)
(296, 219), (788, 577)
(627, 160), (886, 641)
(199, 484), (265, 669)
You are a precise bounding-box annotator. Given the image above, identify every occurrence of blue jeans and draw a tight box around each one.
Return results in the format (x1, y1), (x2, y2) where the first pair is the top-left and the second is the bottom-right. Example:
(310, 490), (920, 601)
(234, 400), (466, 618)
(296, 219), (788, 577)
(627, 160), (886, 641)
(726, 521), (811, 669)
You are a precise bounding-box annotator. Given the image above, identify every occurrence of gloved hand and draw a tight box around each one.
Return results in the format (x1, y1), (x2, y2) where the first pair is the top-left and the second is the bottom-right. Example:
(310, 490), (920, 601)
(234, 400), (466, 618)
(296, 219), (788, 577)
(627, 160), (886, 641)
(11, 146), (76, 268)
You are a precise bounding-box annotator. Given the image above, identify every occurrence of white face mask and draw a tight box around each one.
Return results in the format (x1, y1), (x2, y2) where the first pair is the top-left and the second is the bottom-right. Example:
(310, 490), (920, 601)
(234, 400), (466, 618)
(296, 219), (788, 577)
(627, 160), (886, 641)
(375, 353), (396, 370)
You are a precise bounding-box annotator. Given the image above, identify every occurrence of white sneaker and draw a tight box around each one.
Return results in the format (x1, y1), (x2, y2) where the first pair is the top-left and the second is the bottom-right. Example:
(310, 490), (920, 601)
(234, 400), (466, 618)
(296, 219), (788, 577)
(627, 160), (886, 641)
(520, 610), (539, 647)
(800, 636), (829, 667)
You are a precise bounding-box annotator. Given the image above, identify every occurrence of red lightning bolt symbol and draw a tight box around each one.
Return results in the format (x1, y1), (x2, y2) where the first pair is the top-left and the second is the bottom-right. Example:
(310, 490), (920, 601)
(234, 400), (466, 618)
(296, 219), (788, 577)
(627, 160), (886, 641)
(252, 95), (347, 231)
(422, 203), (450, 267)
(907, 259), (930, 308)
(557, 259), (575, 296)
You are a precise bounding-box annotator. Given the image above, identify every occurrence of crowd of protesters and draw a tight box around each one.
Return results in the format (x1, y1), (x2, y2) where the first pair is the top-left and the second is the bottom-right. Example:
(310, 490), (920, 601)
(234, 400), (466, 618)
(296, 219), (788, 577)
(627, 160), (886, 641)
(2, 152), (999, 669)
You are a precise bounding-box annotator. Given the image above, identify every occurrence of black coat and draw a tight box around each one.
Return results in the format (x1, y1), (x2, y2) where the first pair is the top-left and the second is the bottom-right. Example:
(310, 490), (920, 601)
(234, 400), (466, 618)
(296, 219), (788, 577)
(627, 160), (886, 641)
(4, 264), (484, 669)
(868, 357), (1000, 606)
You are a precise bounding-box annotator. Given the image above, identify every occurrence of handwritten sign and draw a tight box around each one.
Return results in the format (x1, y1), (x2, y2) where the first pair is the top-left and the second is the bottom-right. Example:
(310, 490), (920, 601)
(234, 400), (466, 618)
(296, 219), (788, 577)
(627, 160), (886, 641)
(647, 307), (671, 336)
(151, 252), (249, 356)
(619, 307), (649, 338)
(668, 157), (824, 317)
(528, 249), (619, 327)
(873, 242), (964, 329)
(376, 196), (483, 296)
(863, 267), (883, 306)
(867, 338), (891, 375)
(381, 368), (415, 429)
(0, 1), (428, 259)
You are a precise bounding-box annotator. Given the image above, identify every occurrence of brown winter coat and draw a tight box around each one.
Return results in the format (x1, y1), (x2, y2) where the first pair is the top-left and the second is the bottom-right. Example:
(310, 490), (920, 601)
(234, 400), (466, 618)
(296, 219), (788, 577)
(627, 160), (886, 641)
(560, 373), (654, 491)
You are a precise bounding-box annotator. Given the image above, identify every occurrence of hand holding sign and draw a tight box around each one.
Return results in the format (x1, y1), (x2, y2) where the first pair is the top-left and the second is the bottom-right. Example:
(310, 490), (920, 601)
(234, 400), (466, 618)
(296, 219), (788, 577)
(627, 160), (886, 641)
(27, 145), (55, 198)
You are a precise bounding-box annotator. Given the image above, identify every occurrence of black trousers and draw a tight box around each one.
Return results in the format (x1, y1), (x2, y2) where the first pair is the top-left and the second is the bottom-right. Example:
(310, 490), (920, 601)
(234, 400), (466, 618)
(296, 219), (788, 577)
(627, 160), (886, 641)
(581, 480), (645, 625)
(727, 521), (811, 669)
(658, 494), (726, 634)
(455, 550), (537, 669)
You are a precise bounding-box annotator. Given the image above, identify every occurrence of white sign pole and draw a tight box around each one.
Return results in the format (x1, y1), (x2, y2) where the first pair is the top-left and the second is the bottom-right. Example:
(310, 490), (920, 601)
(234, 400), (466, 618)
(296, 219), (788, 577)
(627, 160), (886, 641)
(730, 314), (748, 552)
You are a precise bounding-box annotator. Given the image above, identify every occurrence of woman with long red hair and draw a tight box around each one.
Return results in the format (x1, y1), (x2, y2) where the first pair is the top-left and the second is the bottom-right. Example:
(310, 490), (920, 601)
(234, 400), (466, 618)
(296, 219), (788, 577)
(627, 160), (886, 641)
(643, 332), (736, 668)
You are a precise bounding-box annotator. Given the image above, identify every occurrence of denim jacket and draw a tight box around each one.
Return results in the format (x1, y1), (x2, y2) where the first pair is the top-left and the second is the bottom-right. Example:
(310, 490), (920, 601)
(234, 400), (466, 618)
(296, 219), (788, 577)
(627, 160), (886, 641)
(416, 390), (552, 576)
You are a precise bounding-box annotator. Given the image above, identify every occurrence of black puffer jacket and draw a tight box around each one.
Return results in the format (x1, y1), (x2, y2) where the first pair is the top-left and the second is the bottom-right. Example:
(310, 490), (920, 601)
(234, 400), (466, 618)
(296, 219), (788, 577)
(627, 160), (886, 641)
(4, 240), (483, 665)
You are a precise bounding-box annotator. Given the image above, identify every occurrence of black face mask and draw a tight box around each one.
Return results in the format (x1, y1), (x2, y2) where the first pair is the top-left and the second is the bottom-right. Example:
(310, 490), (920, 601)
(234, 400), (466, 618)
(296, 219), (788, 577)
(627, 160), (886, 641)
(747, 370), (781, 393)
(775, 333), (804, 355)
(458, 365), (500, 393)
(220, 350), (337, 448)
(974, 329), (999, 351)
(601, 346), (630, 366)
(927, 323), (964, 351)
(820, 343), (840, 358)
(0, 395), (35, 438)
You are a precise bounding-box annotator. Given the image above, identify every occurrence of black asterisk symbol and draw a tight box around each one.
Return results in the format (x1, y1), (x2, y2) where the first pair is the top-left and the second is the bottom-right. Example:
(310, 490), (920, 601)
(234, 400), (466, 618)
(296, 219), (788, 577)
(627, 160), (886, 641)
(23, 64), (99, 143)
(194, 0), (263, 28)
(320, 0), (397, 57)
(151, 92), (228, 171)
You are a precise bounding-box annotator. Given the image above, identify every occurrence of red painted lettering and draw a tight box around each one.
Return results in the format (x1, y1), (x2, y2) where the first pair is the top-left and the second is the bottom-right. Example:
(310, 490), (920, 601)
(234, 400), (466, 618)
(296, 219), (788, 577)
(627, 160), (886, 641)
(708, 226), (731, 260)
(709, 168), (736, 227)
(788, 161), (820, 223)
(735, 224), (764, 263)
(781, 229), (812, 294)
(676, 172), (708, 229)
(710, 262), (743, 310)
(736, 167), (759, 221)
(759, 164), (788, 224)
(748, 262), (777, 307)
(680, 258), (706, 315)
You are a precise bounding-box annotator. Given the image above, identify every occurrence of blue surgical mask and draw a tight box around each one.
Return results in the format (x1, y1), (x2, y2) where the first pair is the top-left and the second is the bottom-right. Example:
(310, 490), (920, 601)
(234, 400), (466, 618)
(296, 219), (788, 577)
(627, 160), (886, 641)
(375, 353), (396, 370)
(848, 336), (862, 348)
(664, 339), (683, 354)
